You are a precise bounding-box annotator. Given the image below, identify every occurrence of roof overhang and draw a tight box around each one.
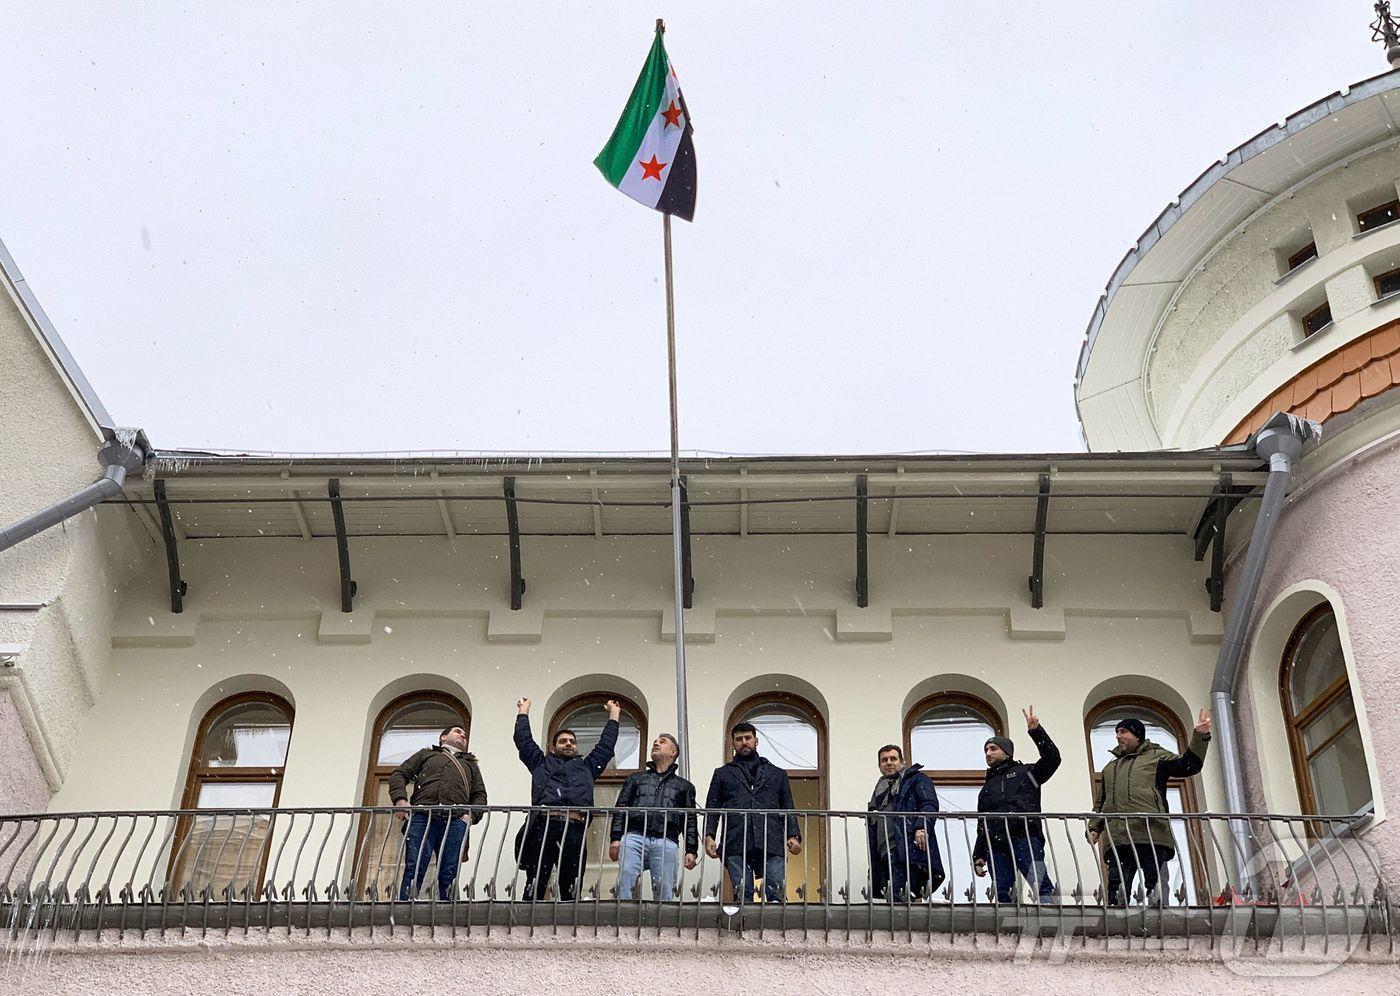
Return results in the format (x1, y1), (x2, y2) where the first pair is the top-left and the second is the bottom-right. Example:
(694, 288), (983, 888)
(1075, 68), (1400, 451)
(122, 448), (1266, 541)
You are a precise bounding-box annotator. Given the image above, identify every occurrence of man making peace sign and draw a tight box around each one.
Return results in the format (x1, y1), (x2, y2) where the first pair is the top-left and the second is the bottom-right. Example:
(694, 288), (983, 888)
(972, 706), (1061, 903)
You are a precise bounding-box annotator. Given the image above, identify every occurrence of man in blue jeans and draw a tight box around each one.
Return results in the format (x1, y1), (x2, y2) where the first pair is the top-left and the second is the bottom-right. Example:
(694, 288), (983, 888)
(972, 706), (1061, 903)
(703, 722), (802, 903)
(608, 734), (698, 900)
(389, 723), (487, 901)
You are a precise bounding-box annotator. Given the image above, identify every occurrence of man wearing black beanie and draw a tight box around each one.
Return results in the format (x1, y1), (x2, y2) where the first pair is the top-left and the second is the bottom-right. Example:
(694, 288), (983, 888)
(972, 706), (1061, 903)
(1088, 708), (1212, 905)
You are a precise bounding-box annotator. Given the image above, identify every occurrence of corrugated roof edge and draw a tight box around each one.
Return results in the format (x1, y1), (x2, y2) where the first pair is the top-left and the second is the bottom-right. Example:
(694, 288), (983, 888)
(0, 236), (113, 433)
(1073, 68), (1400, 422)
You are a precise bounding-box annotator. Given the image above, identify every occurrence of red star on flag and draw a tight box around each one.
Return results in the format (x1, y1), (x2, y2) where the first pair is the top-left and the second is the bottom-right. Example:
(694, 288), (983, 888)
(639, 155), (667, 180)
(661, 101), (683, 128)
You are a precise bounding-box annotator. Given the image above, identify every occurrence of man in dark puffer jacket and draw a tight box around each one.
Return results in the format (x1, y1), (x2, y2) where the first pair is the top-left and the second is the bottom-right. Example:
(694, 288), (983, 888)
(389, 723), (488, 901)
(608, 733), (698, 900)
(972, 706), (1061, 903)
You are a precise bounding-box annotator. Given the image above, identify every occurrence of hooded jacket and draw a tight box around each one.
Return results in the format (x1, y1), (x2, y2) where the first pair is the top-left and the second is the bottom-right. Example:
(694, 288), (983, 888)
(1088, 731), (1211, 848)
(388, 745), (488, 822)
(972, 725), (1061, 862)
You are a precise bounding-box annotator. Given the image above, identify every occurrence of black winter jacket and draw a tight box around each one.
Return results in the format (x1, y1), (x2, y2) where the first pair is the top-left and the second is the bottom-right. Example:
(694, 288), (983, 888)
(972, 725), (1061, 862)
(514, 714), (618, 808)
(609, 762), (699, 855)
(703, 755), (801, 857)
(387, 746), (489, 822)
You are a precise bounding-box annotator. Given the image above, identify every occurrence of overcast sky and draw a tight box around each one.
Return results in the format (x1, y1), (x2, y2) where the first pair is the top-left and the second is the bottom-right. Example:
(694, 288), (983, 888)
(0, 3), (1385, 456)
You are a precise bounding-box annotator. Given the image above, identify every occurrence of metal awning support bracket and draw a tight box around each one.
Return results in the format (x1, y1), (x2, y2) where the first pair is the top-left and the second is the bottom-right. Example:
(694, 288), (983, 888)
(855, 474), (869, 608)
(679, 476), (694, 609)
(1202, 472), (1232, 612)
(153, 480), (188, 614)
(1028, 472), (1051, 609)
(504, 477), (526, 610)
(327, 479), (357, 613)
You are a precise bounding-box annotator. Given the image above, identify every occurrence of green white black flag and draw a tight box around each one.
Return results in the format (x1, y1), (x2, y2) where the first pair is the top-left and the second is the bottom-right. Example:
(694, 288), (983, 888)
(594, 26), (697, 221)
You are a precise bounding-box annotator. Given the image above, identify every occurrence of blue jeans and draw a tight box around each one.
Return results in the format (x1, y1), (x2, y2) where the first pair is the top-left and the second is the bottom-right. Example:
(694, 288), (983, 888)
(399, 811), (469, 901)
(725, 850), (787, 903)
(618, 833), (681, 900)
(989, 835), (1054, 903)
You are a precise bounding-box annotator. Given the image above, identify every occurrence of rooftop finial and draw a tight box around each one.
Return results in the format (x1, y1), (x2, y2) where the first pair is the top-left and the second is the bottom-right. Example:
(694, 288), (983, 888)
(1372, 1), (1400, 68)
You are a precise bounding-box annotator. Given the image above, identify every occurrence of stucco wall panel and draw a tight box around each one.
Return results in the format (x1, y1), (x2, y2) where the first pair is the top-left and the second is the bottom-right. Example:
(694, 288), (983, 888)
(0, 689), (48, 812)
(54, 530), (1231, 847)
(1139, 143), (1400, 447)
(1, 936), (1391, 995)
(0, 282), (105, 599)
(0, 269), (154, 799)
(1175, 313), (1295, 445)
(1228, 439), (1400, 879)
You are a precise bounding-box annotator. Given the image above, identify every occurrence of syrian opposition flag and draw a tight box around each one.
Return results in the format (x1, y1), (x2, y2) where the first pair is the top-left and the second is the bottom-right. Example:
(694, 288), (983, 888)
(594, 26), (697, 221)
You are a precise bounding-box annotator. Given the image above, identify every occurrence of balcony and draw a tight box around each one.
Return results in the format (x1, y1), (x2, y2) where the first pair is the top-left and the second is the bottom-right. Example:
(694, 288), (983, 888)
(0, 805), (1391, 956)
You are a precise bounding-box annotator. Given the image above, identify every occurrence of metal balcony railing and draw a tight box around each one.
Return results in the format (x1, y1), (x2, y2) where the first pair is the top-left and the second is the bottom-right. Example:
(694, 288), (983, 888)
(0, 806), (1391, 953)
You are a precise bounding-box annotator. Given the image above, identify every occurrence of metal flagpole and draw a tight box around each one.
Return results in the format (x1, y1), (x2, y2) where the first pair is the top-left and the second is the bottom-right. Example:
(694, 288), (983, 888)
(663, 210), (691, 781)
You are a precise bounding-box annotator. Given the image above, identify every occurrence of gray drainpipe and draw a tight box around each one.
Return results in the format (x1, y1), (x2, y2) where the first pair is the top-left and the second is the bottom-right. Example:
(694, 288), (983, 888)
(1210, 412), (1319, 891)
(0, 430), (149, 555)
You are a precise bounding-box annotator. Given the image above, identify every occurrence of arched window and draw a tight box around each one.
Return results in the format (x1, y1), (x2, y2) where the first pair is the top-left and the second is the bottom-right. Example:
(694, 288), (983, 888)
(1085, 696), (1202, 902)
(904, 692), (1003, 809)
(727, 692), (827, 902)
(902, 692), (1002, 894)
(173, 692), (294, 897)
(549, 693), (645, 779)
(1281, 605), (1372, 817)
(546, 693), (646, 899)
(356, 692), (470, 899)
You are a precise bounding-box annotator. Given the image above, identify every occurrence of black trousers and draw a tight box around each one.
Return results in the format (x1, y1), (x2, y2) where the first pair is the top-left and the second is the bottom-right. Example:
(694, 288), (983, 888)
(522, 816), (589, 901)
(1105, 842), (1174, 904)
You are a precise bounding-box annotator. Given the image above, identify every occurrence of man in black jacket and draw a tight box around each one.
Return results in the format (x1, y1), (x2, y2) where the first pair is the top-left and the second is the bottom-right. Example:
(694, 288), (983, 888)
(972, 706), (1061, 903)
(607, 733), (698, 900)
(703, 722), (802, 903)
(513, 696), (620, 901)
(388, 723), (488, 901)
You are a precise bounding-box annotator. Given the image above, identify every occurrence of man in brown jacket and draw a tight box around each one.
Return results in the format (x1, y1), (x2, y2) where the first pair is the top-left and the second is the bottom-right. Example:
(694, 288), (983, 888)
(389, 724), (488, 901)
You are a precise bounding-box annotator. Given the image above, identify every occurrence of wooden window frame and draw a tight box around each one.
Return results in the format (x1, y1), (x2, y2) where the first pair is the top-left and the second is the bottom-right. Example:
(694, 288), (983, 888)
(172, 691), (295, 890)
(1279, 603), (1365, 817)
(353, 690), (470, 896)
(1300, 301), (1333, 338)
(1285, 241), (1318, 273)
(359, 690), (471, 807)
(548, 691), (647, 784)
(1357, 199), (1400, 233)
(1084, 695), (1201, 810)
(902, 691), (1004, 786)
(725, 691), (829, 799)
(1085, 695), (1208, 901)
(725, 691), (829, 902)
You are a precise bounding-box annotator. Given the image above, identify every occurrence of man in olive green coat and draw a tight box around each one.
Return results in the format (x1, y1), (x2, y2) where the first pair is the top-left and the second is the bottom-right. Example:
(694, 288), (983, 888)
(1087, 709), (1211, 905)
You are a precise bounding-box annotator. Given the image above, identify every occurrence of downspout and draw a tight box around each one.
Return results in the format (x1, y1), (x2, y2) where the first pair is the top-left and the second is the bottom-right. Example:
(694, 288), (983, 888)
(1209, 412), (1319, 891)
(0, 429), (149, 555)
